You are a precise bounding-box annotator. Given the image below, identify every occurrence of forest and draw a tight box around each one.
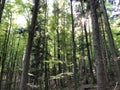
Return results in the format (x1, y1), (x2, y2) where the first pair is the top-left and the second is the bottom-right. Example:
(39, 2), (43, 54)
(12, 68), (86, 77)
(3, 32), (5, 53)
(0, 0), (120, 90)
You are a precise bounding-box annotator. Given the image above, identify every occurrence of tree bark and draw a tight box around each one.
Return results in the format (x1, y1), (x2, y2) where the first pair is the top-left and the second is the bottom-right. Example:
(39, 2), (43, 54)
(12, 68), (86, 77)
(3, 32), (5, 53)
(70, 0), (77, 90)
(44, 1), (49, 89)
(20, 0), (39, 90)
(84, 24), (95, 83)
(89, 0), (109, 90)
(100, 1), (120, 89)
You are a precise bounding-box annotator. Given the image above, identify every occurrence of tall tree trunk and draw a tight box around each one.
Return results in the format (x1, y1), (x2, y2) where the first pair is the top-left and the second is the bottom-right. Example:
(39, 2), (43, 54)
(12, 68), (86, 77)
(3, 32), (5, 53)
(56, 28), (63, 86)
(44, 1), (49, 89)
(20, 0), (39, 90)
(79, 28), (85, 81)
(44, 44), (49, 90)
(70, 0), (77, 90)
(100, 1), (120, 89)
(89, 0), (109, 90)
(84, 23), (95, 83)
(99, 14), (110, 76)
(54, 1), (63, 86)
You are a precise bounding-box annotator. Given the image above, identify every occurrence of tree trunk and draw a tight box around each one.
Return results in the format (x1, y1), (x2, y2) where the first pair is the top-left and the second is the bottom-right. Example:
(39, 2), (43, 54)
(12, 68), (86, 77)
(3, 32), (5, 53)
(20, 0), (39, 90)
(84, 24), (95, 83)
(100, 1), (120, 89)
(70, 0), (77, 90)
(90, 0), (109, 90)
(44, 1), (49, 89)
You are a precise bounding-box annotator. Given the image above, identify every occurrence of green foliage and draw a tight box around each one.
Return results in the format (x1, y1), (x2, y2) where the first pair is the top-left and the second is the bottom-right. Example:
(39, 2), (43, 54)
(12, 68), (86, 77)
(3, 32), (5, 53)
(110, 16), (120, 54)
(50, 72), (73, 80)
(1, 0), (120, 89)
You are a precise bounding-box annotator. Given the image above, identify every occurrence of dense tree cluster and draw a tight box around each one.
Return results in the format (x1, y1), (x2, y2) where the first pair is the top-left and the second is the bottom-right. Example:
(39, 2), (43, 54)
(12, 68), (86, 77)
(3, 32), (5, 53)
(0, 0), (120, 90)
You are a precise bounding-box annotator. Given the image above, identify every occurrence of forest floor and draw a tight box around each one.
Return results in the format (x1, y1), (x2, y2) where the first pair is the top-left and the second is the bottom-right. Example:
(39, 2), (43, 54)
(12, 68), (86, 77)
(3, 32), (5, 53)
(49, 78), (97, 90)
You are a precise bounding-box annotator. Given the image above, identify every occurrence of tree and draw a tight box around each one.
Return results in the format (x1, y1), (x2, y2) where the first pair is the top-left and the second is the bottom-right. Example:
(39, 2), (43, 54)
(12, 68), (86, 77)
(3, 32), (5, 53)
(100, 1), (120, 89)
(0, 0), (120, 90)
(84, 23), (95, 83)
(20, 0), (39, 90)
(70, 0), (78, 90)
(89, 0), (109, 90)
(0, 11), (12, 90)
